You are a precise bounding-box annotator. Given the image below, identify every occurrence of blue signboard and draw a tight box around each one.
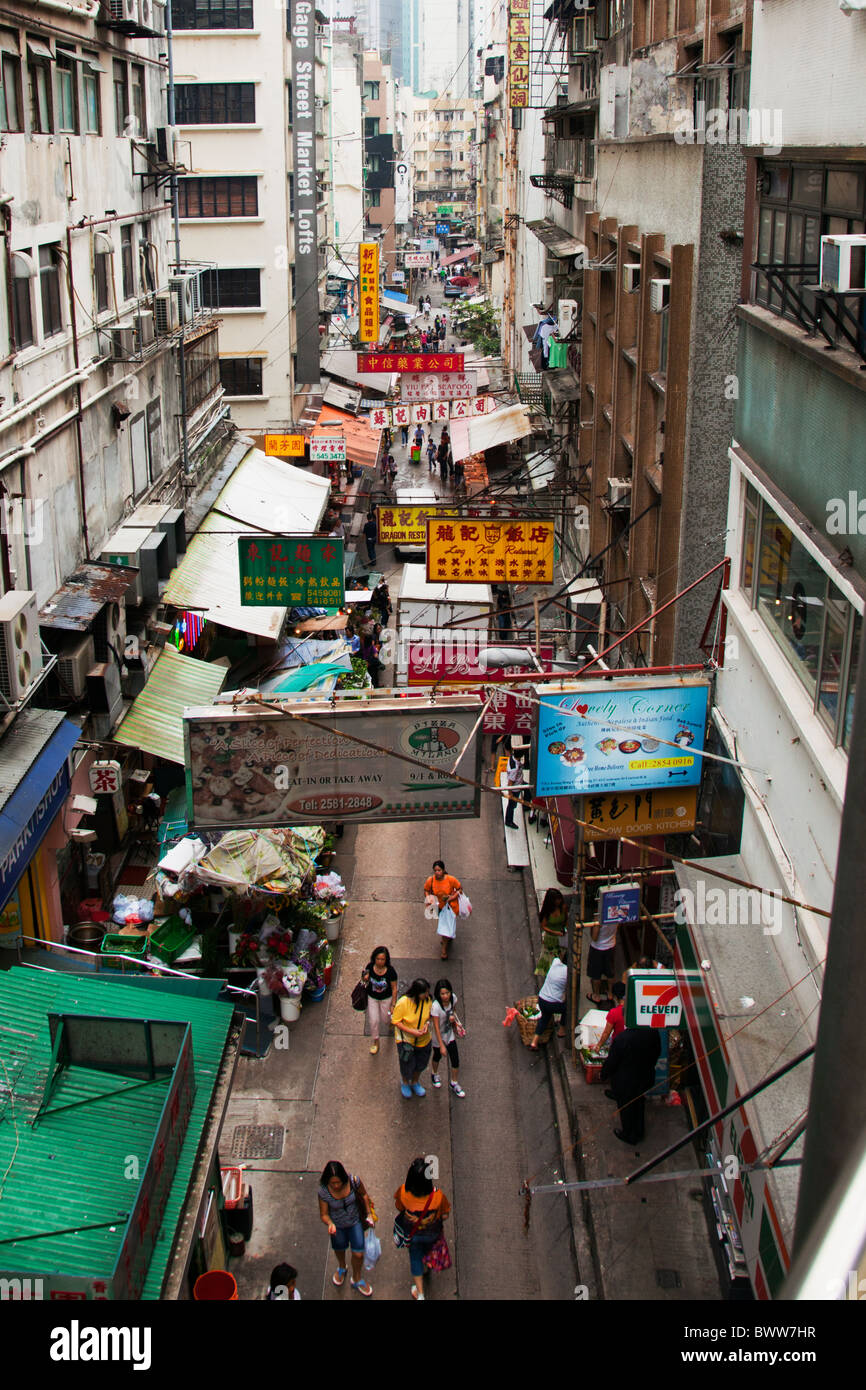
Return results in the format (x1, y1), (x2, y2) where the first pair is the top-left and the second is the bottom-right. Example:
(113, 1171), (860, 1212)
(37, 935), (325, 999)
(599, 883), (641, 927)
(435, 222), (450, 235)
(533, 681), (709, 798)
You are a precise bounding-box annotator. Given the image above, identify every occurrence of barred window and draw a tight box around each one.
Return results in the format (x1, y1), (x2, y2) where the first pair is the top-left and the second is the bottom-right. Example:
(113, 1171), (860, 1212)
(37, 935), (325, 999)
(175, 82), (255, 124)
(178, 176), (258, 217)
(201, 267), (261, 308)
(185, 327), (221, 411)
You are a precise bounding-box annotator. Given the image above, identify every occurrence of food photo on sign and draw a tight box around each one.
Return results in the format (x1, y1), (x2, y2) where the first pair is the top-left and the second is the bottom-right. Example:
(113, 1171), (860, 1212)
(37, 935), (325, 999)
(532, 679), (711, 798)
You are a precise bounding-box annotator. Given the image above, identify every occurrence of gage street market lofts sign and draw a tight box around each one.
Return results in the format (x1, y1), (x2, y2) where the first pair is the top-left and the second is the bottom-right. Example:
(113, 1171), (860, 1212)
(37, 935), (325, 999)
(532, 677), (711, 799)
(238, 536), (344, 608)
(426, 517), (555, 585)
(183, 695), (483, 828)
(291, 1), (320, 385)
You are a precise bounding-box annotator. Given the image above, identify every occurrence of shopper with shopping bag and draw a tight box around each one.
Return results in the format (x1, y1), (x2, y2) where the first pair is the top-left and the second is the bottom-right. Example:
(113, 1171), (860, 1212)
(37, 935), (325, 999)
(422, 859), (463, 960)
(394, 1155), (452, 1301)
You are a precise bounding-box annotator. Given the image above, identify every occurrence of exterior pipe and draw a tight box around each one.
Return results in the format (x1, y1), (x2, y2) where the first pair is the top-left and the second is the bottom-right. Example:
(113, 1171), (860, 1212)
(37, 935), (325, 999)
(64, 227), (91, 559)
(0, 362), (99, 436)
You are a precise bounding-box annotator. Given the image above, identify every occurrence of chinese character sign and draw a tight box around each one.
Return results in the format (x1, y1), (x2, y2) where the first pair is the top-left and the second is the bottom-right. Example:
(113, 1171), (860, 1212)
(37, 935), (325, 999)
(401, 371), (478, 401)
(403, 252), (432, 268)
(358, 353), (465, 373)
(264, 434), (305, 457)
(582, 787), (698, 840)
(89, 759), (122, 794)
(310, 433), (346, 461)
(359, 242), (380, 344)
(426, 518), (555, 585)
(377, 505), (458, 546)
(508, 0), (531, 109)
(238, 536), (345, 608)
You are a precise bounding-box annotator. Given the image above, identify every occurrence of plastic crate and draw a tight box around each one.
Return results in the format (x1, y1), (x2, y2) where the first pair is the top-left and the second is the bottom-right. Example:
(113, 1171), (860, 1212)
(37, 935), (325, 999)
(100, 932), (148, 966)
(148, 915), (196, 964)
(221, 1166), (246, 1210)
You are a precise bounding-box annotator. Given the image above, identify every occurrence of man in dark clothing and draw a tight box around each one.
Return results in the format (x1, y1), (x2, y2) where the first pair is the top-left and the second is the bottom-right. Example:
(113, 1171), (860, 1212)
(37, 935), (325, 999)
(600, 1026), (661, 1145)
(363, 513), (377, 565)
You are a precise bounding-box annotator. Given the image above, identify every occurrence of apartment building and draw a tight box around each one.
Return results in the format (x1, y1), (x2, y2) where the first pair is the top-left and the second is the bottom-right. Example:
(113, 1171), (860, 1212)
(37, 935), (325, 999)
(362, 51), (397, 280)
(173, 2), (332, 436)
(412, 96), (477, 224)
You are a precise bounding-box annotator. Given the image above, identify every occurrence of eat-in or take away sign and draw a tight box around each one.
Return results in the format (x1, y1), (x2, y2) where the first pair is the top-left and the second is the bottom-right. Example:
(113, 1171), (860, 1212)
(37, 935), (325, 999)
(264, 433), (305, 457)
(582, 786), (698, 841)
(238, 536), (344, 608)
(426, 518), (555, 585)
(359, 242), (379, 344)
(625, 970), (682, 1029)
(358, 352), (464, 373)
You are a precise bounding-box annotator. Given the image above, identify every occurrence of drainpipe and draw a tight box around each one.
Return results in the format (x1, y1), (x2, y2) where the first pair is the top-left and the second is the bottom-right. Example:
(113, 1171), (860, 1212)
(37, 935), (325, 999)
(165, 0), (192, 477)
(64, 227), (91, 559)
(0, 362), (99, 436)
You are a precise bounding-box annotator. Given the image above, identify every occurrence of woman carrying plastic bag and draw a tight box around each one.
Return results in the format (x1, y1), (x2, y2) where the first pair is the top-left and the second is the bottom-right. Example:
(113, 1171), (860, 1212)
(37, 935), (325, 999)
(422, 859), (464, 961)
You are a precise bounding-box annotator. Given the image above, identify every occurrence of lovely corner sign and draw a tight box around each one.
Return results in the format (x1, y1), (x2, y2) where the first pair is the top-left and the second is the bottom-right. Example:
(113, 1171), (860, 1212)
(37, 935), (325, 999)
(532, 678), (710, 798)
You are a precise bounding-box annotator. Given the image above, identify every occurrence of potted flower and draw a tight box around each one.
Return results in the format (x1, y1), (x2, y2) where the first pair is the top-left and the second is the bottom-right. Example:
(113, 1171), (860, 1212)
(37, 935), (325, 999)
(230, 932), (260, 968)
(316, 832), (337, 871)
(265, 964), (306, 1022)
(264, 928), (294, 962)
(320, 944), (334, 989)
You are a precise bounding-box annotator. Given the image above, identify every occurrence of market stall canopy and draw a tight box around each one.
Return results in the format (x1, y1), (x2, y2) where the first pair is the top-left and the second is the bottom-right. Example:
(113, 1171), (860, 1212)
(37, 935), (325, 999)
(525, 218), (588, 263)
(324, 258), (358, 281)
(259, 661), (349, 694)
(114, 644), (227, 765)
(442, 247), (480, 267)
(0, 710), (81, 914)
(320, 349), (396, 395)
(449, 403), (533, 463)
(381, 295), (419, 318)
(313, 405), (381, 470)
(163, 448), (330, 638)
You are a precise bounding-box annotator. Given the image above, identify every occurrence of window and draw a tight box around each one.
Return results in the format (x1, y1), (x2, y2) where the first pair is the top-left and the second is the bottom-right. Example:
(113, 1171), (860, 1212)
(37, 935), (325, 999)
(220, 357), (263, 395)
(120, 223), (135, 299)
(173, 0), (253, 28)
(94, 235), (112, 313)
(138, 219), (155, 293)
(186, 327), (220, 410)
(82, 54), (101, 133)
(39, 243), (62, 337)
(113, 59), (128, 135)
(175, 82), (255, 124)
(741, 484), (862, 749)
(363, 80), (379, 102)
(364, 116), (379, 139)
(27, 40), (53, 133)
(130, 63), (145, 137)
(178, 176), (258, 217)
(0, 45), (22, 132)
(56, 48), (78, 133)
(366, 189), (381, 209)
(658, 306), (669, 374)
(200, 267), (261, 308)
(11, 250), (35, 349)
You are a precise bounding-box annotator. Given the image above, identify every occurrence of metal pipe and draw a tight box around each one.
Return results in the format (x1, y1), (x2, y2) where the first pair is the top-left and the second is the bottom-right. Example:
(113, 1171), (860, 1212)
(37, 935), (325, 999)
(165, 0), (191, 477)
(0, 362), (99, 435)
(64, 228), (91, 560)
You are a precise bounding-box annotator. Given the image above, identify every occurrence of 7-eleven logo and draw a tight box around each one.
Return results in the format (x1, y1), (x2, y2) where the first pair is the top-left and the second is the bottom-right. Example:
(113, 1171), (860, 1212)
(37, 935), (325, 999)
(626, 972), (682, 1028)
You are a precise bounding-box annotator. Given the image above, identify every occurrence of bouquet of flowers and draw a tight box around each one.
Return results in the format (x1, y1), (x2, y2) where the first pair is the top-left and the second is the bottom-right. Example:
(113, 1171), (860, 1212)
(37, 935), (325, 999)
(230, 932), (260, 968)
(313, 872), (346, 903)
(264, 928), (294, 961)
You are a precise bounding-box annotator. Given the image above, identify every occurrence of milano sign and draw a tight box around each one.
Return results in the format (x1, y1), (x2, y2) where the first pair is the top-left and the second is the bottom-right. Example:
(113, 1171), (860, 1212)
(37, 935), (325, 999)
(291, 3), (321, 385)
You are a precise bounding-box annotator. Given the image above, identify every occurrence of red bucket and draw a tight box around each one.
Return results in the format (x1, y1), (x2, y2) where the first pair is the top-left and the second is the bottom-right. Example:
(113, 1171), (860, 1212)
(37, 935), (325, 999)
(193, 1270), (238, 1300)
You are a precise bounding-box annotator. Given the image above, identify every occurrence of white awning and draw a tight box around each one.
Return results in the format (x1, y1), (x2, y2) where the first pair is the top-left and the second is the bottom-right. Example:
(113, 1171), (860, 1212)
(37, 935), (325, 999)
(163, 448), (330, 639)
(324, 259), (358, 281)
(381, 295), (419, 319)
(449, 404), (533, 462)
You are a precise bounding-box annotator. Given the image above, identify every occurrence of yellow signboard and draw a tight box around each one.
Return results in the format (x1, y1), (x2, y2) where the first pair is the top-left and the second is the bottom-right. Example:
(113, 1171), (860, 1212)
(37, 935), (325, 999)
(582, 787), (698, 841)
(377, 503), (458, 547)
(264, 433), (306, 457)
(359, 241), (380, 344)
(426, 517), (555, 585)
(508, 0), (531, 109)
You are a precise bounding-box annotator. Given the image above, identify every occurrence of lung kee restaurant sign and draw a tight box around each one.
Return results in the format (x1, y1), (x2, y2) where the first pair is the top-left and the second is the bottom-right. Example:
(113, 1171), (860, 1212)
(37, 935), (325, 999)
(426, 518), (555, 584)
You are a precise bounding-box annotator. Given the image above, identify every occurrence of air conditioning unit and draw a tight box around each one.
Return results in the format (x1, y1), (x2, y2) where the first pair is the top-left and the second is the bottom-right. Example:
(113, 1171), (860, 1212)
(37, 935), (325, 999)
(57, 633), (96, 699)
(820, 234), (866, 292)
(557, 298), (578, 337)
(650, 277), (670, 313)
(154, 126), (178, 166)
(154, 289), (180, 334)
(607, 477), (632, 508)
(0, 589), (43, 702)
(107, 0), (139, 23)
(92, 600), (127, 663)
(623, 264), (640, 294)
(101, 527), (150, 605)
(86, 661), (124, 738)
(110, 323), (137, 358)
(137, 309), (155, 347)
(138, 0), (153, 30)
(170, 270), (203, 324)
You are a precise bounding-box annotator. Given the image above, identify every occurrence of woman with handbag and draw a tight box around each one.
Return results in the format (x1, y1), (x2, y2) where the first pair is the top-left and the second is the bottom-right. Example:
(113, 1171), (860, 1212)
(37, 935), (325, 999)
(423, 859), (462, 961)
(317, 1160), (375, 1296)
(430, 978), (466, 1097)
(390, 978), (433, 1098)
(362, 945), (398, 1055)
(394, 1155), (451, 1301)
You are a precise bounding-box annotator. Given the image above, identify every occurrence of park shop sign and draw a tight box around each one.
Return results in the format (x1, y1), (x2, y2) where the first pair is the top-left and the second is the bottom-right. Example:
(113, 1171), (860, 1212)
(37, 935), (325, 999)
(183, 695), (483, 828)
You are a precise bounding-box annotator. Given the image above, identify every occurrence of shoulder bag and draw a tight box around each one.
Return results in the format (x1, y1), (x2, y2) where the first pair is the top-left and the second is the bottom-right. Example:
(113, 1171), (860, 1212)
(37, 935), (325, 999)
(393, 1191), (433, 1248)
(351, 976), (368, 1011)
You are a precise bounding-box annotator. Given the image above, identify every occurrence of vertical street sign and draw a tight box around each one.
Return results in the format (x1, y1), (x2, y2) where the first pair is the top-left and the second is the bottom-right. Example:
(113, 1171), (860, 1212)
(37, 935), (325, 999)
(291, 2), (321, 385)
(508, 0), (531, 109)
(359, 241), (380, 343)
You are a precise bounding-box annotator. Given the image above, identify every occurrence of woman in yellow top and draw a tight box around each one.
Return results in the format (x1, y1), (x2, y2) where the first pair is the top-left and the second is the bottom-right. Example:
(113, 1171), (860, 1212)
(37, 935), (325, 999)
(423, 859), (462, 961)
(391, 978), (433, 1099)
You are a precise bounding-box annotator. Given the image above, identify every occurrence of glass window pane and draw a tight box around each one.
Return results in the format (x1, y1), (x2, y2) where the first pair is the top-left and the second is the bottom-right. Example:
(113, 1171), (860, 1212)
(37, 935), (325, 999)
(843, 614), (862, 752)
(791, 166), (822, 207)
(817, 601), (847, 735)
(756, 505), (827, 698)
(741, 503), (756, 593)
(826, 169), (865, 215)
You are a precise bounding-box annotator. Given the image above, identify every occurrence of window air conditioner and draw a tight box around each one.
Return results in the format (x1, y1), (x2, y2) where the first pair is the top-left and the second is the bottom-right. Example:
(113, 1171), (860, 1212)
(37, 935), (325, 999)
(56, 633), (96, 699)
(110, 323), (137, 358)
(170, 270), (202, 324)
(154, 289), (180, 333)
(137, 309), (155, 346)
(820, 234), (866, 293)
(606, 477), (632, 508)
(650, 278), (670, 312)
(0, 589), (43, 702)
(154, 126), (178, 166)
(623, 264), (640, 294)
(557, 298), (578, 336)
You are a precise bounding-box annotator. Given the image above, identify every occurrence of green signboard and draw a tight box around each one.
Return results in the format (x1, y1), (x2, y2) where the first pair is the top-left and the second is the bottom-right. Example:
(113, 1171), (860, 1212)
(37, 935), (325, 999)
(436, 205), (453, 217)
(238, 535), (344, 608)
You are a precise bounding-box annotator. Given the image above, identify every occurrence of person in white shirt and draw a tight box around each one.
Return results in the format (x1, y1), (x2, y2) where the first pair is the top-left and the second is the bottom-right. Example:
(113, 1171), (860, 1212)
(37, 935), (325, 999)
(503, 742), (529, 829)
(530, 949), (568, 1050)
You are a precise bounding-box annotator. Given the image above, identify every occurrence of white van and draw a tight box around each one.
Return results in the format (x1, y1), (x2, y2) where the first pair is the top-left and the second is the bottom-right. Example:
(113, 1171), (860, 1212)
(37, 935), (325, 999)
(392, 486), (440, 560)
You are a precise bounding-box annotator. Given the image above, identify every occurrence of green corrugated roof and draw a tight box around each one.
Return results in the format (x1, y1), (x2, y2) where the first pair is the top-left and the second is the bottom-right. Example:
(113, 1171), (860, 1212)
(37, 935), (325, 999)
(113, 644), (226, 765)
(0, 967), (236, 1298)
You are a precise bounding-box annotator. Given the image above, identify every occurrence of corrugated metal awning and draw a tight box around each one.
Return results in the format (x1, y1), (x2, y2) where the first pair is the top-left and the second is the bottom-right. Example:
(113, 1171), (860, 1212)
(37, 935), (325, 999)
(449, 403), (533, 463)
(320, 350), (396, 394)
(114, 645), (226, 764)
(39, 563), (140, 634)
(0, 712), (80, 912)
(314, 404), (382, 470)
(526, 218), (588, 262)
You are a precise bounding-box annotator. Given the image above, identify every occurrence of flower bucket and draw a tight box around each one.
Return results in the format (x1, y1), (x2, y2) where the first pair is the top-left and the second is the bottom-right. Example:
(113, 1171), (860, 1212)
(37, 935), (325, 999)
(304, 982), (326, 1003)
(325, 916), (341, 942)
(227, 929), (241, 956)
(193, 1270), (238, 1301)
(323, 963), (333, 987)
(279, 994), (302, 1022)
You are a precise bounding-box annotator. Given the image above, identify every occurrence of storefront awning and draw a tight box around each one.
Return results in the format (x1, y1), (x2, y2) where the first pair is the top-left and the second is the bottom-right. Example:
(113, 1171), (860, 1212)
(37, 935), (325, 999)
(0, 710), (81, 913)
(163, 448), (330, 639)
(114, 645), (227, 765)
(526, 218), (588, 262)
(449, 403), (533, 463)
(324, 258), (358, 281)
(381, 295), (419, 319)
(442, 247), (479, 267)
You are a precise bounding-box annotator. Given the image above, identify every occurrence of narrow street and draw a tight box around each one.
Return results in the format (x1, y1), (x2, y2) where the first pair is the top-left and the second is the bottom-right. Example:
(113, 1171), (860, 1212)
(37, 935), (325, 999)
(227, 794), (578, 1301)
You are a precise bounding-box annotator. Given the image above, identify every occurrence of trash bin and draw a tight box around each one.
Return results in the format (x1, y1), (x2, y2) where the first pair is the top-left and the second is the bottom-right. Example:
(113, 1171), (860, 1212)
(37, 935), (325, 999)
(193, 1270), (238, 1300)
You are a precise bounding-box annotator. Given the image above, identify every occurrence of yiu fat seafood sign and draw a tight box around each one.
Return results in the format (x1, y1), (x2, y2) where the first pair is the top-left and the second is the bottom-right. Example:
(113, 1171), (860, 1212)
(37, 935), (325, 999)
(183, 695), (483, 828)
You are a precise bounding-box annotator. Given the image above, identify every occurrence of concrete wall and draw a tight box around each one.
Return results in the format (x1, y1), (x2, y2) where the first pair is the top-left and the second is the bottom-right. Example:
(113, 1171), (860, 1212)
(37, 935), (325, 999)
(594, 140), (704, 250)
(331, 38), (365, 247)
(749, 0), (866, 147)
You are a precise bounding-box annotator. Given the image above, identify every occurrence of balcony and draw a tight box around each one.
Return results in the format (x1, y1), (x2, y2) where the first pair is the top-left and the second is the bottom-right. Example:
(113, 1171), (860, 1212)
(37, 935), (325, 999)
(751, 260), (866, 367)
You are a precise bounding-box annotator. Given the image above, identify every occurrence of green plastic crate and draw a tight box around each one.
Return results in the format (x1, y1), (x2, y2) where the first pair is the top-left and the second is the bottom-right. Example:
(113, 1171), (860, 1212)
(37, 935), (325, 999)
(149, 916), (196, 964)
(100, 932), (148, 967)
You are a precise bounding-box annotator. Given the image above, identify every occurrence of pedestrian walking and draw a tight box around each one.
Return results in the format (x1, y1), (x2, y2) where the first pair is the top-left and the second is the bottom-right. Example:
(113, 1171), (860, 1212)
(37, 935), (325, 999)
(438, 320), (446, 347)
(503, 742), (528, 829)
(394, 1156), (451, 1301)
(413, 423), (424, 450)
(423, 858), (462, 960)
(418, 296), (425, 313)
(317, 1160), (375, 1296)
(453, 458), (465, 492)
(587, 911), (619, 1005)
(591, 981), (627, 1054)
(437, 434), (449, 485)
(425, 295), (432, 314)
(363, 945), (398, 1054)
(360, 628), (383, 687)
(401, 422), (410, 446)
(363, 512), (377, 566)
(430, 979), (466, 1097)
(392, 978), (433, 1098)
(601, 1026), (662, 1145)
(387, 453), (398, 491)
(265, 1263), (301, 1300)
(372, 578), (392, 627)
(421, 329), (428, 350)
(529, 947), (568, 1050)
(426, 436), (437, 472)
(536, 887), (568, 978)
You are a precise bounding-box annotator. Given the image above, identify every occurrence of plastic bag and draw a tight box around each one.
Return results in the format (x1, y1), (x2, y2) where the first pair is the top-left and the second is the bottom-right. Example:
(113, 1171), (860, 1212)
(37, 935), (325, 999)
(363, 1226), (381, 1270)
(456, 892), (472, 918)
(437, 904), (457, 939)
(424, 894), (439, 921)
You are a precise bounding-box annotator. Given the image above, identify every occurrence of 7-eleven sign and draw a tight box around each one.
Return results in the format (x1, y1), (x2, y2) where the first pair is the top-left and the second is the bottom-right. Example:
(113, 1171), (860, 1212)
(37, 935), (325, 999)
(625, 971), (682, 1028)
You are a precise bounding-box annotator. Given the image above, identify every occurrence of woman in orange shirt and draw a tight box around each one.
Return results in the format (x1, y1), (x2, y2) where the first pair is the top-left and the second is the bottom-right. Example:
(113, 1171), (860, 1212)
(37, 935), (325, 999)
(394, 1155), (452, 1301)
(423, 859), (462, 961)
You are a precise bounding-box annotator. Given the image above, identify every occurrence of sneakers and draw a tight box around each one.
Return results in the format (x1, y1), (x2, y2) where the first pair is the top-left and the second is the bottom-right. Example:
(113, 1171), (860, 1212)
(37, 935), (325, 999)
(369, 1041), (379, 1054)
(450, 1081), (466, 1098)
(411, 1082), (426, 1097)
(431, 1072), (442, 1088)
(401, 1083), (412, 1098)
